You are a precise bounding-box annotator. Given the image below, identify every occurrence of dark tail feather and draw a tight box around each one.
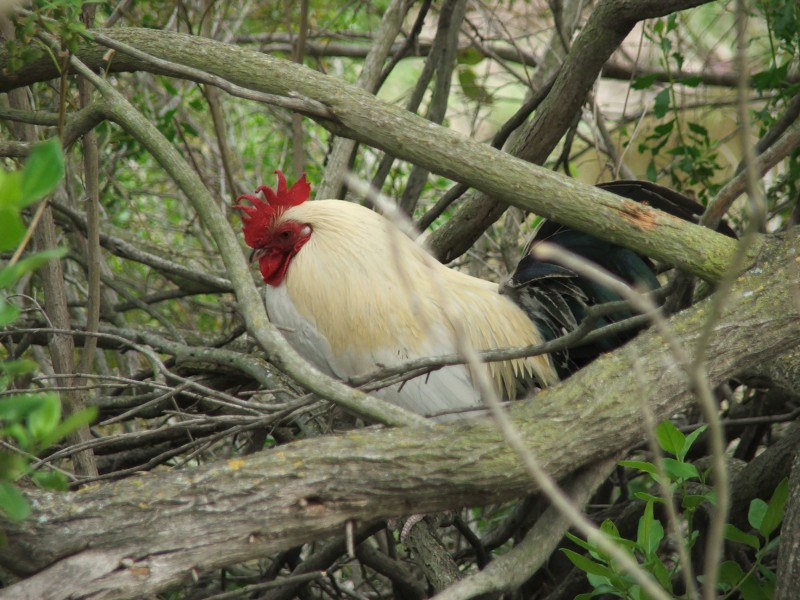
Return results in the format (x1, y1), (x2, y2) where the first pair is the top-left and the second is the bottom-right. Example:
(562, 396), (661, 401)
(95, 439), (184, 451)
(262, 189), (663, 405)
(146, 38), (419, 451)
(503, 180), (736, 377)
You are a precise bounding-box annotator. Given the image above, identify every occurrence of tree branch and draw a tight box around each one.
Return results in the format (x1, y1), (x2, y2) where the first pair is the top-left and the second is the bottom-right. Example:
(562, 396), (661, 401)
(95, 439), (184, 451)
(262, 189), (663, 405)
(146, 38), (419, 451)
(1, 235), (798, 600)
(0, 25), (748, 281)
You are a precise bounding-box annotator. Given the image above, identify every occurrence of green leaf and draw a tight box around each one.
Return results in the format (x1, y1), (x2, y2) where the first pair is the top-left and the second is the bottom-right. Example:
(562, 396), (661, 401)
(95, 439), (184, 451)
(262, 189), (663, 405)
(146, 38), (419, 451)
(724, 524), (761, 550)
(458, 67), (493, 104)
(0, 207), (26, 252)
(682, 425), (707, 459)
(0, 452), (27, 482)
(759, 477), (789, 538)
(565, 531), (597, 554)
(0, 358), (37, 376)
(632, 74), (659, 90)
(0, 170), (23, 208)
(655, 421), (685, 457)
(456, 47), (484, 65)
(740, 572), (771, 600)
(649, 555), (673, 592)
(31, 470), (68, 491)
(561, 549), (614, 578)
(680, 76), (703, 87)
(718, 561), (745, 591)
(27, 395), (61, 440)
(0, 247), (67, 289)
(20, 138), (64, 207)
(0, 301), (21, 327)
(0, 394), (48, 422)
(749, 498), (768, 530)
(637, 501), (664, 557)
(599, 518), (620, 539)
(38, 405), (97, 448)
(619, 460), (658, 477)
(634, 491), (664, 504)
(682, 494), (710, 510)
(646, 159), (658, 182)
(653, 119), (675, 137)
(653, 88), (671, 118)
(662, 457), (700, 481)
(0, 481), (30, 522)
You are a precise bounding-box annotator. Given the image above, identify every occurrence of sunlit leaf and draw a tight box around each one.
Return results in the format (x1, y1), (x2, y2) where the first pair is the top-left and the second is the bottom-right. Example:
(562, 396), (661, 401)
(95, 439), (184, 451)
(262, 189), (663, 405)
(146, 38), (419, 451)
(20, 138), (64, 207)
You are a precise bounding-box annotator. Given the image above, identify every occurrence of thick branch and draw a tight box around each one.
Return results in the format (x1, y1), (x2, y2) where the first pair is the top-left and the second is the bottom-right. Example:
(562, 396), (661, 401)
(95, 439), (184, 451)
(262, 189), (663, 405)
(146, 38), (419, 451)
(1, 236), (798, 600)
(0, 26), (745, 280)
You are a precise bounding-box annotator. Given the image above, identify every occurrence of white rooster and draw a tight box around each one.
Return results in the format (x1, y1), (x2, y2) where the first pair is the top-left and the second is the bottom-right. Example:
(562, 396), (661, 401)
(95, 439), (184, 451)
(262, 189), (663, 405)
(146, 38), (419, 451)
(234, 171), (558, 419)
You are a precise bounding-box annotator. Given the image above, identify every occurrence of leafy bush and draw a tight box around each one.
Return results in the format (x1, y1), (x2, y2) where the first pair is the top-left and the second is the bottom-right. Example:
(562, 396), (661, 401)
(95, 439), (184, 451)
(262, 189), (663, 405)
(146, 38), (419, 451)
(0, 140), (96, 527)
(564, 421), (788, 599)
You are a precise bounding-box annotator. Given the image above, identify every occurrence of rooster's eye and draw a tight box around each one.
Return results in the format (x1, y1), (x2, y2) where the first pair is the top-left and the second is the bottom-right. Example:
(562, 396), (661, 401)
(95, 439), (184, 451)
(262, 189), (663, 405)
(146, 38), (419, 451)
(280, 231), (291, 239)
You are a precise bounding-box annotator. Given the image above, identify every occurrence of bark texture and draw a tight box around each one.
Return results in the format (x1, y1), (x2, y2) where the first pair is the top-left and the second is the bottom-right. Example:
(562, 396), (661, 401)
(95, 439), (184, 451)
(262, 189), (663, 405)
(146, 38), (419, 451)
(0, 26), (749, 282)
(1, 235), (798, 600)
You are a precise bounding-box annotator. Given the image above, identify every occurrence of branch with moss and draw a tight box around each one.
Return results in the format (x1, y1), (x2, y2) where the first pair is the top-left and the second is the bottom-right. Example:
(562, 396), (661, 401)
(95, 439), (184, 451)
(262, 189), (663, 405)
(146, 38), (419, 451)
(1, 20), (747, 282)
(0, 235), (798, 600)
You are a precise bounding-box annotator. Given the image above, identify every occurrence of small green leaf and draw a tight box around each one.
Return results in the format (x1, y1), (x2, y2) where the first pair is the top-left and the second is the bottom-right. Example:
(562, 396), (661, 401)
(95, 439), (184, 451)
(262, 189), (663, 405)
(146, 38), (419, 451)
(456, 47), (484, 65)
(28, 395), (61, 440)
(0, 481), (30, 522)
(20, 138), (64, 207)
(565, 531), (596, 554)
(682, 425), (707, 459)
(31, 470), (68, 491)
(619, 460), (658, 477)
(649, 555), (673, 591)
(637, 500), (664, 557)
(0, 248), (67, 289)
(680, 76), (703, 87)
(0, 207), (26, 252)
(652, 120), (675, 137)
(740, 571), (771, 600)
(38, 405), (97, 448)
(682, 494), (710, 510)
(599, 518), (620, 538)
(759, 477), (789, 538)
(718, 560), (745, 590)
(655, 421), (685, 457)
(634, 491), (664, 504)
(0, 358), (37, 379)
(632, 74), (659, 90)
(561, 549), (614, 578)
(0, 394), (48, 422)
(0, 301), (21, 327)
(653, 88), (671, 118)
(0, 170), (23, 208)
(749, 498), (768, 530)
(646, 159), (658, 182)
(458, 67), (493, 104)
(724, 524), (761, 550)
(0, 453), (27, 482)
(663, 457), (700, 481)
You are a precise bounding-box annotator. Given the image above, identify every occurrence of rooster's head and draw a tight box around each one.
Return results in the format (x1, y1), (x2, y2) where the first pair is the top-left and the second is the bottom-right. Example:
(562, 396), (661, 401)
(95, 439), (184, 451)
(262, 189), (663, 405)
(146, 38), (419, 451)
(233, 170), (312, 286)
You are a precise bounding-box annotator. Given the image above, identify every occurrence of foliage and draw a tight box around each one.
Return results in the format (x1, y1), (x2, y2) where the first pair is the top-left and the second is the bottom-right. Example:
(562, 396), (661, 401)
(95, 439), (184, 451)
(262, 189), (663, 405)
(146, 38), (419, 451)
(5, 0), (91, 74)
(0, 1), (798, 598)
(563, 421), (789, 599)
(0, 140), (96, 527)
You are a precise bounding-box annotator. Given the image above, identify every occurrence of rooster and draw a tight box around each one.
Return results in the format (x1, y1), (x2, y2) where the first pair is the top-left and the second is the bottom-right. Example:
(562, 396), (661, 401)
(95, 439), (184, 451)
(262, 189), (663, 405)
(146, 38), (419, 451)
(233, 172), (728, 419)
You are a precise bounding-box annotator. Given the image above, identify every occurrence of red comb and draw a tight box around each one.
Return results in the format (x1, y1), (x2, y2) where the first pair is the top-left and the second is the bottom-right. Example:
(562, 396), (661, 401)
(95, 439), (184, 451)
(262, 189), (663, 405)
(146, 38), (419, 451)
(233, 170), (311, 248)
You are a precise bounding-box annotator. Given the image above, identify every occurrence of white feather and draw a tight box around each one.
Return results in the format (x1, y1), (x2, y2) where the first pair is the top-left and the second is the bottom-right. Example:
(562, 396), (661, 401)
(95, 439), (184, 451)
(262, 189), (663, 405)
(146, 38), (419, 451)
(262, 199), (559, 419)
